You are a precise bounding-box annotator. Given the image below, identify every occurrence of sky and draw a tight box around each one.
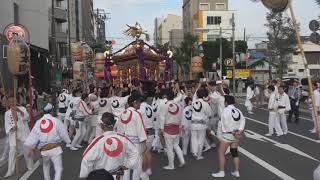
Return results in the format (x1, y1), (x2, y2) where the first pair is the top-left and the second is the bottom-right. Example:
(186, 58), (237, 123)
(93, 0), (320, 50)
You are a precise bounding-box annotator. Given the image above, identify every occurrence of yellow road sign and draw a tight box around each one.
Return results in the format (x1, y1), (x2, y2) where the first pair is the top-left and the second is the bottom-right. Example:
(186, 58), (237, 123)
(227, 69), (251, 79)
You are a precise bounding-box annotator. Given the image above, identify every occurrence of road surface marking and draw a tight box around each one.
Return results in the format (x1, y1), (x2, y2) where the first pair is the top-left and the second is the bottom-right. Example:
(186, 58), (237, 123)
(238, 102), (313, 122)
(239, 147), (295, 180)
(19, 160), (40, 180)
(245, 130), (319, 162)
(245, 116), (320, 144)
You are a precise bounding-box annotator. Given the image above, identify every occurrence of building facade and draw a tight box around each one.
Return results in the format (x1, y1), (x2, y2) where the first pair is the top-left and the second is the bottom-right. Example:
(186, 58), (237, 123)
(154, 14), (183, 46)
(169, 29), (184, 47)
(78, 0), (95, 46)
(183, 0), (234, 42)
(288, 42), (320, 77)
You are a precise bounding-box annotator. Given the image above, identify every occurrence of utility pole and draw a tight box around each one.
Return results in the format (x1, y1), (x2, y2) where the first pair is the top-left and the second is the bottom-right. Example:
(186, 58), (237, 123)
(67, 0), (71, 69)
(219, 27), (222, 79)
(51, 0), (57, 114)
(232, 13), (236, 96)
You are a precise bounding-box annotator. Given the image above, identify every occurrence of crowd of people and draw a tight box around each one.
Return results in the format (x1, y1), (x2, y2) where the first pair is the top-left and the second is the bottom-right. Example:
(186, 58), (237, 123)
(244, 78), (320, 137)
(0, 78), (247, 180)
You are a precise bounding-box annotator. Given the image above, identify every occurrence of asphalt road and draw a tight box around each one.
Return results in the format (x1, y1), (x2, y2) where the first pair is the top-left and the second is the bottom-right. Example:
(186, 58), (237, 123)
(1, 103), (319, 180)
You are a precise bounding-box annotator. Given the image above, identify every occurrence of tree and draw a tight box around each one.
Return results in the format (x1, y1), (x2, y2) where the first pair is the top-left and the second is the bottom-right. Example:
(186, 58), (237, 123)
(316, 0), (320, 6)
(265, 11), (297, 78)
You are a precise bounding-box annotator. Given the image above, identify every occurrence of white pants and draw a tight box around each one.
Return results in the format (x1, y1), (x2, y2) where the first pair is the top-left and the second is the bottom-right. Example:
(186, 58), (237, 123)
(182, 130), (191, 155)
(164, 134), (185, 168)
(278, 110), (288, 134)
(123, 143), (143, 180)
(43, 154), (63, 180)
(152, 129), (163, 151)
(268, 112), (283, 135)
(245, 99), (253, 112)
(314, 163), (320, 180)
(0, 136), (9, 167)
(71, 121), (87, 147)
(7, 143), (33, 176)
(191, 129), (206, 157)
(83, 124), (93, 143)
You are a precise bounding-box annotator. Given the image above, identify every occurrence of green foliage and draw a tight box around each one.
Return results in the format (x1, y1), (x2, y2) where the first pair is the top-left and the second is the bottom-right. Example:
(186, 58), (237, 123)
(265, 11), (297, 78)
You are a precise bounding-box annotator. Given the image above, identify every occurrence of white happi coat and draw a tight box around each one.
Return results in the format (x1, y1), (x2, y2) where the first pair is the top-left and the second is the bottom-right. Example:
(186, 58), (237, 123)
(79, 131), (139, 178)
(74, 100), (92, 121)
(139, 102), (154, 130)
(154, 98), (168, 130)
(245, 86), (254, 107)
(181, 105), (192, 131)
(268, 92), (278, 112)
(276, 93), (291, 112)
(151, 98), (159, 129)
(65, 96), (81, 121)
(89, 100), (100, 126)
(221, 105), (246, 133)
(24, 114), (71, 156)
(98, 97), (112, 115)
(58, 92), (70, 116)
(159, 100), (183, 137)
(116, 107), (147, 144)
(5, 107), (30, 146)
(191, 99), (212, 131)
(110, 96), (130, 121)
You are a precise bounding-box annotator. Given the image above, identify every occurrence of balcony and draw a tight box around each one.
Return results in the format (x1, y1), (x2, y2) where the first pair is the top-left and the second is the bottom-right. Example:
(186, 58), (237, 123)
(54, 7), (67, 22)
(56, 32), (68, 43)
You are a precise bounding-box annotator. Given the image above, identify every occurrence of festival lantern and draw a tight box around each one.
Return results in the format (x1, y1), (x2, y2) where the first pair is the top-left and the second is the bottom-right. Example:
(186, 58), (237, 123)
(73, 61), (84, 80)
(95, 53), (105, 71)
(82, 43), (93, 60)
(110, 64), (118, 77)
(191, 56), (204, 73)
(71, 42), (83, 61)
(95, 71), (104, 79)
(159, 60), (166, 72)
(261, 0), (289, 13)
(7, 35), (29, 75)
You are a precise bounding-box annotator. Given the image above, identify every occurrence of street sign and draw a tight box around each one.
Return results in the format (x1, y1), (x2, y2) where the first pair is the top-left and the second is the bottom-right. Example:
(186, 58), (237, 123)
(227, 69), (251, 79)
(225, 58), (234, 67)
(310, 32), (320, 44)
(309, 20), (320, 32)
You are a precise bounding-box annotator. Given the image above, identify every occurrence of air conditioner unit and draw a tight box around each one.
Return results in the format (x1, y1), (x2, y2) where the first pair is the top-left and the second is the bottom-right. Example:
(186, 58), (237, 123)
(2, 45), (8, 59)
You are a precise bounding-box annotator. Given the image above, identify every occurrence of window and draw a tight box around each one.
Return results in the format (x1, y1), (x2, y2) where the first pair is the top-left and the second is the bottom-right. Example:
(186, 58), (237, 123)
(299, 69), (304, 73)
(216, 3), (226, 10)
(288, 69), (293, 72)
(207, 34), (219, 41)
(207, 16), (221, 25)
(200, 3), (210, 11)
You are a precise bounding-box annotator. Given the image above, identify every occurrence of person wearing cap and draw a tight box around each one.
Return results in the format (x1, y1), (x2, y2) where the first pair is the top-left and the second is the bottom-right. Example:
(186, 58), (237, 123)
(80, 112), (139, 179)
(212, 95), (245, 178)
(25, 103), (70, 180)
(287, 79), (301, 123)
(115, 94), (147, 180)
(4, 96), (33, 178)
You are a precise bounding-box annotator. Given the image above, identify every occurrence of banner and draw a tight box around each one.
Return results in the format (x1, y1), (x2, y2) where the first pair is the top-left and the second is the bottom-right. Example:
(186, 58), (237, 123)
(227, 69), (251, 79)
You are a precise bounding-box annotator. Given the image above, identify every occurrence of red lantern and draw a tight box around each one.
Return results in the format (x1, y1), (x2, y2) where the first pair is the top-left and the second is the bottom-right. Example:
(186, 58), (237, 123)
(95, 71), (104, 79)
(111, 64), (118, 77)
(95, 53), (105, 71)
(71, 42), (83, 61)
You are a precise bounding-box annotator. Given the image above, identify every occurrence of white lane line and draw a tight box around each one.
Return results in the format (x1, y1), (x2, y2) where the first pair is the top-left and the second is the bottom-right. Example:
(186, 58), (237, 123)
(238, 102), (313, 122)
(239, 147), (295, 180)
(245, 116), (320, 144)
(19, 160), (40, 180)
